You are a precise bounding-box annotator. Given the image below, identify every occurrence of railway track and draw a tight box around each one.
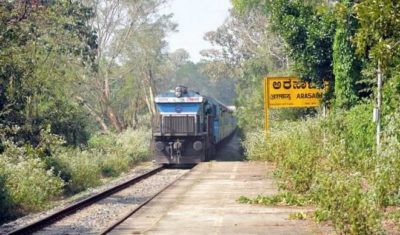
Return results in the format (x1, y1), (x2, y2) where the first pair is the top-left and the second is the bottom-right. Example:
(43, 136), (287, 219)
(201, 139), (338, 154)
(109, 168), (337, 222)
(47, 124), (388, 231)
(6, 165), (191, 235)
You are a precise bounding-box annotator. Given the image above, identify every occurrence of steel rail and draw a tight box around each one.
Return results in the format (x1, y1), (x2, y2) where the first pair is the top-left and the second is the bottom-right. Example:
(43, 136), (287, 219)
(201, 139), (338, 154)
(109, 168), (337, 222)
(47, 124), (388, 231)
(7, 165), (165, 235)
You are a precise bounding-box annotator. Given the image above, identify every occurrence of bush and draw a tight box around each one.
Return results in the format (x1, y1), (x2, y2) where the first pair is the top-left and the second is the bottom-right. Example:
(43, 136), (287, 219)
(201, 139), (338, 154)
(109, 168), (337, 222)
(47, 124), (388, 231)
(100, 154), (130, 177)
(0, 128), (152, 223)
(244, 118), (323, 193)
(0, 143), (64, 212)
(241, 102), (396, 234)
(55, 150), (101, 194)
(87, 128), (150, 177)
(374, 110), (400, 207)
(115, 128), (151, 165)
(238, 191), (310, 206)
(312, 171), (382, 234)
(0, 171), (13, 222)
(53, 128), (151, 192)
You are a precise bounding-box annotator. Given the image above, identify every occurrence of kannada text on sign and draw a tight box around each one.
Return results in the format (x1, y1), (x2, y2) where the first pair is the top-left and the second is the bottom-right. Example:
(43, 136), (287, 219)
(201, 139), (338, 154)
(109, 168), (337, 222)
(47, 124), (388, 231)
(265, 77), (325, 108)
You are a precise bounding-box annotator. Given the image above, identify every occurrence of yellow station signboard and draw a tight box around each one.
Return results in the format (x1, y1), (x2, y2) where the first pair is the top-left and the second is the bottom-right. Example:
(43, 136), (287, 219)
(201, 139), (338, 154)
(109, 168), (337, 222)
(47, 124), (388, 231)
(264, 76), (326, 130)
(265, 76), (324, 108)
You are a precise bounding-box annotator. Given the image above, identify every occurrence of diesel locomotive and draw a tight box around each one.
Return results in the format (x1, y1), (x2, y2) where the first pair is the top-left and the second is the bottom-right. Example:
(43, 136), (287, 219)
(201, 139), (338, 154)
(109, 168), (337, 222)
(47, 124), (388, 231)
(152, 86), (236, 164)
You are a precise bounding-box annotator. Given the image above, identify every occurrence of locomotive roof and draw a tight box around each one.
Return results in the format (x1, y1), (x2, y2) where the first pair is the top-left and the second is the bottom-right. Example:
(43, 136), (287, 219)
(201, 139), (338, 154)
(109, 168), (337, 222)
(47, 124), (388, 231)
(155, 89), (205, 103)
(155, 87), (232, 113)
(157, 90), (203, 98)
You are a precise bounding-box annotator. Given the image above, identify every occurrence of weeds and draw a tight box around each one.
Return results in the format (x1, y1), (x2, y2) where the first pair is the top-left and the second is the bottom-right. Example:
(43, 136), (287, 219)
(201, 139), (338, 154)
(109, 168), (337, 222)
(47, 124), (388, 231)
(0, 128), (151, 224)
(241, 102), (396, 234)
(288, 212), (308, 220)
(238, 191), (310, 206)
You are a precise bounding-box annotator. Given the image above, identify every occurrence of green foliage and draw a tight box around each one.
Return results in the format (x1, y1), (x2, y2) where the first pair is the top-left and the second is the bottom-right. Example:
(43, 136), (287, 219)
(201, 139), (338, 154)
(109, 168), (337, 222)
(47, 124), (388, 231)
(232, 0), (400, 233)
(0, 128), (151, 223)
(89, 128), (150, 165)
(231, 0), (262, 14)
(322, 104), (375, 173)
(354, 0), (400, 70)
(245, 118), (323, 192)
(373, 110), (400, 207)
(233, 0), (336, 86)
(238, 191), (310, 206)
(332, 1), (360, 109)
(0, 143), (64, 212)
(241, 128), (268, 161)
(235, 84), (264, 132)
(55, 150), (101, 194)
(241, 103), (393, 233)
(0, 1), (96, 146)
(160, 61), (236, 106)
(312, 172), (382, 234)
(0, 171), (12, 221)
(288, 212), (308, 220)
(270, 1), (336, 86)
(55, 128), (150, 193)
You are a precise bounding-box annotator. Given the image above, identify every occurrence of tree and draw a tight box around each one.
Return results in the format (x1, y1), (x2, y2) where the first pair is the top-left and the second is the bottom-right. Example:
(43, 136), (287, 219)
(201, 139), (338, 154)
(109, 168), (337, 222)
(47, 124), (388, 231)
(332, 0), (361, 109)
(354, 0), (400, 71)
(232, 0), (336, 102)
(201, 8), (287, 80)
(78, 0), (175, 132)
(0, 0), (97, 145)
(201, 6), (290, 132)
(157, 50), (236, 106)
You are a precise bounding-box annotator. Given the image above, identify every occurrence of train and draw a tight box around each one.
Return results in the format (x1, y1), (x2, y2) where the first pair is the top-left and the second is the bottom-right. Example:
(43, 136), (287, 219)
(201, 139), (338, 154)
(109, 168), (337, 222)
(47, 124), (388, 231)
(152, 86), (236, 164)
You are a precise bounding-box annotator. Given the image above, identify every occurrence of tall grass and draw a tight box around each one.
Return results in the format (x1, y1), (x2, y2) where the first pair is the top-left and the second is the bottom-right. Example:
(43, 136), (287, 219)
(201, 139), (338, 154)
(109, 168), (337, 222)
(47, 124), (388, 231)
(242, 103), (399, 234)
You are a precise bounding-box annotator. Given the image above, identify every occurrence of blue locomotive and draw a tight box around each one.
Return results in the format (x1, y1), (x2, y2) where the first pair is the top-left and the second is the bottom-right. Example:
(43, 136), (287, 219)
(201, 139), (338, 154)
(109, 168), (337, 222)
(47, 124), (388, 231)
(152, 86), (236, 164)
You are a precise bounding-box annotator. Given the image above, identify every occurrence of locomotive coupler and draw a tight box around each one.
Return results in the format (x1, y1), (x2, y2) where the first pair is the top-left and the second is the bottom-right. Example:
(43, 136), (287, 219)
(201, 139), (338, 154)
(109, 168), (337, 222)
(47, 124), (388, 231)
(168, 139), (184, 163)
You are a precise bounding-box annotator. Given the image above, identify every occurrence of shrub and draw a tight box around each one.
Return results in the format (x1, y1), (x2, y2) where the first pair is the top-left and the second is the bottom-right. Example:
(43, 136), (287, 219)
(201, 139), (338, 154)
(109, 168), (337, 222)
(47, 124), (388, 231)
(55, 150), (101, 194)
(238, 191), (310, 206)
(4, 158), (64, 211)
(88, 128), (150, 166)
(100, 154), (130, 177)
(241, 102), (393, 234)
(54, 128), (151, 192)
(373, 110), (400, 207)
(244, 118), (324, 193)
(87, 133), (116, 153)
(0, 143), (64, 212)
(115, 128), (151, 165)
(0, 128), (152, 223)
(312, 171), (382, 234)
(87, 128), (150, 177)
(0, 171), (13, 222)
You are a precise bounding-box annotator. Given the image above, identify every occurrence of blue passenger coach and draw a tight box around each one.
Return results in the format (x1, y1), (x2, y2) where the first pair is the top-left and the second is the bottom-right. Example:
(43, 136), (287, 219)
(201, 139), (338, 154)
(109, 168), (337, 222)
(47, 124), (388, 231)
(152, 86), (236, 164)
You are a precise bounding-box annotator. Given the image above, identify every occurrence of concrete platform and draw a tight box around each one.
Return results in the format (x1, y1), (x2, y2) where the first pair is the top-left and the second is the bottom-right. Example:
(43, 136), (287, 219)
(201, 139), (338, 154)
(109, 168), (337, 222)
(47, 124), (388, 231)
(109, 162), (331, 235)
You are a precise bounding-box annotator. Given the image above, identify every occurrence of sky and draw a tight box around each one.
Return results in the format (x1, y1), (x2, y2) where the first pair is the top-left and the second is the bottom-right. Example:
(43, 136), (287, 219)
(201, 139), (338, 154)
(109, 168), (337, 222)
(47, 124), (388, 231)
(161, 0), (232, 62)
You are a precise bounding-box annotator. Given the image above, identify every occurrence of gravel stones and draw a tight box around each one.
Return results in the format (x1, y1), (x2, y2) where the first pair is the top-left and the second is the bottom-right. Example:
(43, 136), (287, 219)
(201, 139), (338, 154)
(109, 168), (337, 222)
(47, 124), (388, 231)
(0, 163), (187, 235)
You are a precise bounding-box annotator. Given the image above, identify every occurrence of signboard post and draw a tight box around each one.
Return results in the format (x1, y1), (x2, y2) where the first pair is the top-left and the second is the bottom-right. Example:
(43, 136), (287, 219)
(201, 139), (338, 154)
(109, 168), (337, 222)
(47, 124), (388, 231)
(263, 78), (269, 131)
(264, 76), (326, 132)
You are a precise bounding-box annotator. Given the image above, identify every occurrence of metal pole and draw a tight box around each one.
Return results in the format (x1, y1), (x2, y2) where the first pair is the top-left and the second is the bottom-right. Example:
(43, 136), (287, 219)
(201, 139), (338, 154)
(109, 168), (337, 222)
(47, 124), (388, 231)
(376, 60), (382, 155)
(264, 78), (269, 138)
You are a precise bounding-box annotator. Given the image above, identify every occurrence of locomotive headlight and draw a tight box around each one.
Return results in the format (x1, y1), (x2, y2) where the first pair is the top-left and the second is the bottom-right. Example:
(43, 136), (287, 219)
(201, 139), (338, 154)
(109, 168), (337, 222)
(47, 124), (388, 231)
(155, 141), (165, 152)
(193, 141), (203, 151)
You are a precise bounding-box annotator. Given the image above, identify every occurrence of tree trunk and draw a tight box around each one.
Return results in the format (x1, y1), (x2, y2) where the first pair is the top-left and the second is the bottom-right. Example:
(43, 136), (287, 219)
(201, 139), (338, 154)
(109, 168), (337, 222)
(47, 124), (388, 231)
(142, 66), (157, 117)
(103, 77), (123, 132)
(131, 97), (140, 129)
(106, 104), (122, 132)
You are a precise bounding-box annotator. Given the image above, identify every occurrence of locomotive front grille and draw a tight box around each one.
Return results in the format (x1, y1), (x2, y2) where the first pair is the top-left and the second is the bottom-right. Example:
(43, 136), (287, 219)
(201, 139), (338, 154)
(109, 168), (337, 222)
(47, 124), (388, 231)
(162, 115), (196, 134)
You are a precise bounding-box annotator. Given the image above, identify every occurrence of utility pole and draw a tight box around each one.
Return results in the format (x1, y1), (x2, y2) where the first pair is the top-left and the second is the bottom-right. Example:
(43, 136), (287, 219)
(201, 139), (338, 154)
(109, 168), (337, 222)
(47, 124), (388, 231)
(376, 60), (382, 155)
